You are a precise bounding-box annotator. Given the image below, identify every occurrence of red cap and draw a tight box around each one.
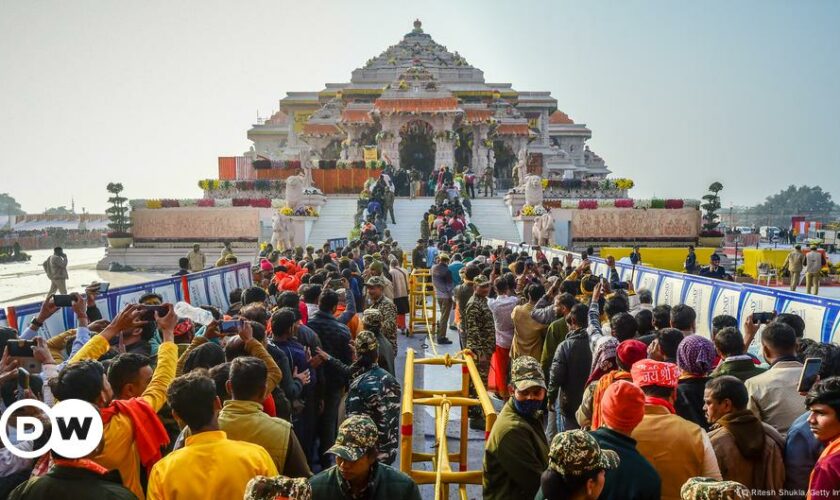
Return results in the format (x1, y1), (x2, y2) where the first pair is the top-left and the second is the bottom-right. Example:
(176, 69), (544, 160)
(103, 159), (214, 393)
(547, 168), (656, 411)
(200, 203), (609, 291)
(617, 340), (647, 369)
(601, 380), (645, 433)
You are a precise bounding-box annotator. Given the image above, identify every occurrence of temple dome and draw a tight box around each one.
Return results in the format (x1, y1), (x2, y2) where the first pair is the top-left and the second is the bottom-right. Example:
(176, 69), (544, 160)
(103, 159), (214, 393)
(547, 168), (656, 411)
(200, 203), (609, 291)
(549, 110), (574, 124)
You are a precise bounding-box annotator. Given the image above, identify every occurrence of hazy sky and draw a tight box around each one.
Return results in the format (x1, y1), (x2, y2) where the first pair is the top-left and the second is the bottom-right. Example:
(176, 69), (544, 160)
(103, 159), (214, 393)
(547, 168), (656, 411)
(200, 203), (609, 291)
(1, 0), (838, 214)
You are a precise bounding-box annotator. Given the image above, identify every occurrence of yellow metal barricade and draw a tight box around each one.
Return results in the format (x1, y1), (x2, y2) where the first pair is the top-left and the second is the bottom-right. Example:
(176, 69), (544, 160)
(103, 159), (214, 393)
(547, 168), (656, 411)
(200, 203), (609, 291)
(408, 268), (436, 343)
(400, 349), (498, 500)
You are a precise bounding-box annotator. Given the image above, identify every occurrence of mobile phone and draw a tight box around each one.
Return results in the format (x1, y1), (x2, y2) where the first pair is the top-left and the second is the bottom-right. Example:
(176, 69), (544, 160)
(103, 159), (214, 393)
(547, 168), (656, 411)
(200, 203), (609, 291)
(753, 312), (774, 324)
(52, 294), (77, 307)
(8, 341), (41, 374)
(220, 319), (243, 334)
(139, 305), (169, 322)
(98, 282), (110, 293)
(798, 357), (823, 392)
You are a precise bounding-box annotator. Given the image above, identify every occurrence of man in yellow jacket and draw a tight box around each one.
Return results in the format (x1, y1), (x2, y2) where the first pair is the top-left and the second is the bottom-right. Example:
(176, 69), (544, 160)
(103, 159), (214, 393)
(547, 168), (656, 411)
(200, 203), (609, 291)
(219, 356), (311, 477)
(147, 371), (278, 499)
(56, 303), (179, 500)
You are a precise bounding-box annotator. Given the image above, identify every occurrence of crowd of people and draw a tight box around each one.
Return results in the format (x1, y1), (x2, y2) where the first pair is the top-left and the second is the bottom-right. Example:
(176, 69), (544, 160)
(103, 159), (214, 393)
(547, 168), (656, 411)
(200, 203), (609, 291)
(4, 228), (840, 499)
(420, 242), (840, 499)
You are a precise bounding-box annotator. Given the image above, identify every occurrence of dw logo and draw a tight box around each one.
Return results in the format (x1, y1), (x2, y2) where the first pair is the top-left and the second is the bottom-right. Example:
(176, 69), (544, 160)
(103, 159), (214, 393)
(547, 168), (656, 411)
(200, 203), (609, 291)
(0, 399), (103, 459)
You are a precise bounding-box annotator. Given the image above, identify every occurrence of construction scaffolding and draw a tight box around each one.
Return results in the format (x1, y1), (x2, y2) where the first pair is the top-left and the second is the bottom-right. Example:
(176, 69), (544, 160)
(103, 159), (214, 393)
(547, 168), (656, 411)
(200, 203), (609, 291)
(400, 349), (498, 500)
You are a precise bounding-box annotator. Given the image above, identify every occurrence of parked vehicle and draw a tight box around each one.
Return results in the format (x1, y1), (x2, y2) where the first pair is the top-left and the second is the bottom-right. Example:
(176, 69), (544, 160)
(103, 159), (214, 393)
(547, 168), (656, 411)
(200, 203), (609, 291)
(807, 229), (838, 253)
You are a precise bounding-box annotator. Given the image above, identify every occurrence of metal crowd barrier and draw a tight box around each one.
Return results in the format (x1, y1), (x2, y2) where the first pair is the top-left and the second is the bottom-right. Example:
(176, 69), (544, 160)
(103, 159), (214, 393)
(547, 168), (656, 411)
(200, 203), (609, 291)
(408, 268), (436, 345)
(400, 349), (498, 500)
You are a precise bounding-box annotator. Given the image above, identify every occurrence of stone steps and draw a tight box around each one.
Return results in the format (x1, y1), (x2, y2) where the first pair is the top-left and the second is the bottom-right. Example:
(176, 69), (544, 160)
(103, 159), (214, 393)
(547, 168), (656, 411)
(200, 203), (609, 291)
(305, 196), (521, 247)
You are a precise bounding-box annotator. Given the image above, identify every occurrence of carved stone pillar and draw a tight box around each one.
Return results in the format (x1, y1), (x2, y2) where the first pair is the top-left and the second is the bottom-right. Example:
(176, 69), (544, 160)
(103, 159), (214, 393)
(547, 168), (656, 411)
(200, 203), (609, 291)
(471, 125), (489, 178)
(434, 136), (455, 171)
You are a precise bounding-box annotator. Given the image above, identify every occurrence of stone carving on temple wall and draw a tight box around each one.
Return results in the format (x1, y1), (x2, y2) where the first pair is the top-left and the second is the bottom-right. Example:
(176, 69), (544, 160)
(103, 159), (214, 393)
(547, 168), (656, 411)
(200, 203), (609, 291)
(524, 175), (543, 207)
(532, 212), (556, 246)
(572, 208), (700, 239)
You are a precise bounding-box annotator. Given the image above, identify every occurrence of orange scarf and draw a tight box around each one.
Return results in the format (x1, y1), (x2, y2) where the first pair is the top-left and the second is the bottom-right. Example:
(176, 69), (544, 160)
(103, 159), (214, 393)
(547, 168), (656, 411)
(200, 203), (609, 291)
(100, 397), (170, 469)
(591, 371), (632, 430)
(53, 458), (110, 475)
(807, 436), (840, 500)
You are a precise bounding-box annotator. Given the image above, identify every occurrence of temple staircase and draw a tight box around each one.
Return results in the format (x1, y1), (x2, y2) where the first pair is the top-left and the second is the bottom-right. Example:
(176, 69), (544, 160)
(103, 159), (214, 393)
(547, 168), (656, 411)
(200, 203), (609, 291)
(305, 196), (520, 246)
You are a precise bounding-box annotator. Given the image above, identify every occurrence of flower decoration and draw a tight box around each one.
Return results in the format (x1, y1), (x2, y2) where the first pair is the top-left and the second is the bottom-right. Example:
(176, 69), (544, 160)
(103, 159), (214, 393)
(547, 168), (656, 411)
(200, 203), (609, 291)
(279, 207), (294, 216)
(540, 179), (549, 189)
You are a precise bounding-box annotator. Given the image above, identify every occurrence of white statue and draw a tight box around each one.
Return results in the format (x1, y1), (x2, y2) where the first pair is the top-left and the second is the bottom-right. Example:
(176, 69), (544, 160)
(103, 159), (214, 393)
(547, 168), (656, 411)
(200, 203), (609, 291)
(487, 148), (495, 175)
(524, 175), (544, 207)
(271, 212), (294, 250)
(512, 146), (527, 186)
(302, 157), (315, 189)
(532, 212), (556, 246)
(285, 174), (305, 210)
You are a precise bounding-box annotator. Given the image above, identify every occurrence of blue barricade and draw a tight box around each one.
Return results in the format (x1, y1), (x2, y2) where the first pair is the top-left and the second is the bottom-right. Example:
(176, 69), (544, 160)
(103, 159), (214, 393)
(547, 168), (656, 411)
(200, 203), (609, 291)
(3, 263), (253, 339)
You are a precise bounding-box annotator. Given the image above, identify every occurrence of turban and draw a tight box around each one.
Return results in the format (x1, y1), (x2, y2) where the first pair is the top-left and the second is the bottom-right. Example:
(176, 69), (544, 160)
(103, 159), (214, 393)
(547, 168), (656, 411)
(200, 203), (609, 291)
(617, 339), (648, 369)
(601, 380), (645, 434)
(259, 259), (273, 272)
(676, 334), (717, 375)
(631, 359), (680, 388)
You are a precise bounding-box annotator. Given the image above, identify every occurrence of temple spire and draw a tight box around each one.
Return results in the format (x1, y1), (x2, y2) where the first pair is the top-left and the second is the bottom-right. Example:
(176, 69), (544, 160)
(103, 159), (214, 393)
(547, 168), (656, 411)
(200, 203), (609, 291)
(412, 19), (423, 33)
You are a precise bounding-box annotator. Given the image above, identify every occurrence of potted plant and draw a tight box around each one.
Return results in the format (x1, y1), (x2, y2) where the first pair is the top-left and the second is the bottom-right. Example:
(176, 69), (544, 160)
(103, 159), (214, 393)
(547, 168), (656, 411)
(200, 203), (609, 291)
(699, 181), (724, 247)
(106, 182), (133, 248)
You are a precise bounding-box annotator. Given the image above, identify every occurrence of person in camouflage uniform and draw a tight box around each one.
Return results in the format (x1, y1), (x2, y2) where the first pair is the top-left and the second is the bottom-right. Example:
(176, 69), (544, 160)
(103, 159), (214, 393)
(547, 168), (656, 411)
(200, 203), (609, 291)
(679, 477), (750, 500)
(309, 414), (421, 500)
(345, 330), (401, 465)
(245, 475), (311, 500)
(485, 356), (551, 499)
(533, 429), (620, 500)
(365, 276), (398, 353)
(463, 274), (495, 382)
(361, 309), (395, 376)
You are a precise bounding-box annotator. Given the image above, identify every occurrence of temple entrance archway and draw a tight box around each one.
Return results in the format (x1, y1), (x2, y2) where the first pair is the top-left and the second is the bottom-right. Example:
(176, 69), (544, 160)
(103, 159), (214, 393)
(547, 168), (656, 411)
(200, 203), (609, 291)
(493, 140), (516, 191)
(399, 120), (436, 177)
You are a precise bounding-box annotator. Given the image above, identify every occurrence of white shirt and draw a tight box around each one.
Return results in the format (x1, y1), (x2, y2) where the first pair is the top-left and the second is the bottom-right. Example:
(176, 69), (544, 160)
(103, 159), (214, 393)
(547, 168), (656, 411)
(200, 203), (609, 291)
(487, 295), (519, 349)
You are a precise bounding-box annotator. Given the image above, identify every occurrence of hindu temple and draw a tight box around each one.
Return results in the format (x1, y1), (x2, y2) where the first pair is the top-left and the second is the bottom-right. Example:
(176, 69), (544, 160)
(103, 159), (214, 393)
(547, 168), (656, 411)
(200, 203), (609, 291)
(245, 19), (610, 190)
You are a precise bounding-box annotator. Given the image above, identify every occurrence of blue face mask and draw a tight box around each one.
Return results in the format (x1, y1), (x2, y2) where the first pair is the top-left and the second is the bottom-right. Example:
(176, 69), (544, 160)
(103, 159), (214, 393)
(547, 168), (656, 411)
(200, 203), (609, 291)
(513, 398), (543, 416)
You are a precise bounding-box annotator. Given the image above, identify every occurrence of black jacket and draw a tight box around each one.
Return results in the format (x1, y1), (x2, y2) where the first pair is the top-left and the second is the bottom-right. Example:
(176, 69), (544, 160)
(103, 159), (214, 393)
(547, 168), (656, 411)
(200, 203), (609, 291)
(675, 377), (711, 430)
(548, 328), (592, 418)
(9, 466), (136, 500)
(307, 310), (352, 392)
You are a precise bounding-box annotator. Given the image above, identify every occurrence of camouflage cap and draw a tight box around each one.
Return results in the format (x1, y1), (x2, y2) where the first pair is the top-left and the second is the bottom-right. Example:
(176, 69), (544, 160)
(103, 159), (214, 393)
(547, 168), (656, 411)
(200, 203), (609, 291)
(327, 414), (378, 461)
(369, 261), (384, 273)
(245, 475), (311, 500)
(680, 477), (751, 500)
(510, 355), (546, 391)
(363, 254), (374, 261)
(548, 430), (620, 477)
(372, 252), (382, 260)
(438, 253), (450, 261)
(355, 330), (379, 354)
(366, 276), (386, 287)
(362, 309), (383, 328)
(472, 274), (491, 287)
